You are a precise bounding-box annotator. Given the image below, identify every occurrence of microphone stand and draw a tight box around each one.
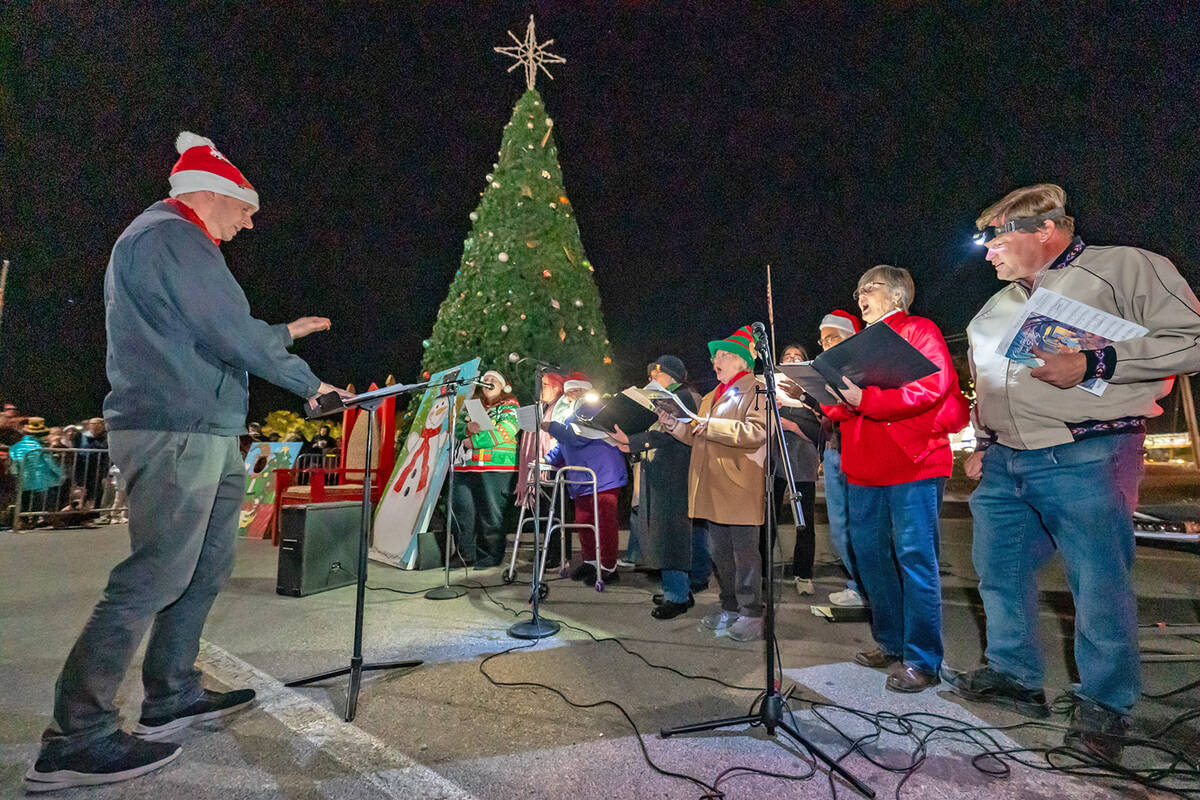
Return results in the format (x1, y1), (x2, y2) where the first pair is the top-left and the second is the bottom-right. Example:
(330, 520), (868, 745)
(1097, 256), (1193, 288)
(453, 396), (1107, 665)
(509, 362), (560, 639)
(660, 326), (874, 799)
(425, 383), (469, 600)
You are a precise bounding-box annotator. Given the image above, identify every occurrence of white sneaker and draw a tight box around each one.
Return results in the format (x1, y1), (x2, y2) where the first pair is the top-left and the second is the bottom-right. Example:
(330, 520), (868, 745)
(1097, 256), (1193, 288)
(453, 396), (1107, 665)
(700, 609), (738, 634)
(829, 588), (866, 607)
(794, 578), (815, 596)
(616, 559), (637, 569)
(727, 615), (764, 642)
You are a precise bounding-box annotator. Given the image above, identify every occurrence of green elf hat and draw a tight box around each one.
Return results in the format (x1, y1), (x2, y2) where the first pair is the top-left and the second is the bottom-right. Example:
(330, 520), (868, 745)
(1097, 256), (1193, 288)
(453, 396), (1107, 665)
(707, 325), (758, 368)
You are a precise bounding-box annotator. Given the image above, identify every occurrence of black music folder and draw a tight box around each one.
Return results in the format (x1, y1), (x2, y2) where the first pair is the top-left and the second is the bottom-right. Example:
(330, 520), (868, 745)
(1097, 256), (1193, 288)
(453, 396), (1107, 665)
(810, 320), (938, 400)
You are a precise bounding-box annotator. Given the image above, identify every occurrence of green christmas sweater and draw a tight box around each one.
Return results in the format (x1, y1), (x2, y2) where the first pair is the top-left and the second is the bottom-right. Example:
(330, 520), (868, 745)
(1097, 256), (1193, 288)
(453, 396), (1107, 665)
(455, 399), (520, 472)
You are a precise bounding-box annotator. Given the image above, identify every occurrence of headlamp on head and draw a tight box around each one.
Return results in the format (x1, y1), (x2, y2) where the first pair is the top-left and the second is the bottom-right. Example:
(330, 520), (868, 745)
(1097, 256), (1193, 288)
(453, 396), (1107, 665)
(973, 207), (1066, 246)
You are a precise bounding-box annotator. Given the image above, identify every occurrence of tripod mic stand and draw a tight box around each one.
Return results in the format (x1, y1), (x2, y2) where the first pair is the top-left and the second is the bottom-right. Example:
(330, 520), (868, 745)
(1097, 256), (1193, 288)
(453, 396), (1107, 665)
(509, 361), (560, 639)
(286, 378), (470, 721)
(426, 387), (468, 600)
(660, 323), (874, 798)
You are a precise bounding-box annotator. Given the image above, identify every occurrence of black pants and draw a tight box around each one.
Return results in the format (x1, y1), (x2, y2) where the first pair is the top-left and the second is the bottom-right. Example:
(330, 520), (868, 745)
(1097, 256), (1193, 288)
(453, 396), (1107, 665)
(451, 471), (516, 567)
(760, 477), (816, 580)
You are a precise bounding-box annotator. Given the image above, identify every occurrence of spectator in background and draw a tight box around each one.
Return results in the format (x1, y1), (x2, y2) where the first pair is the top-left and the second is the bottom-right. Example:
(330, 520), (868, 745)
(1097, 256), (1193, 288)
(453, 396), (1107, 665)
(1, 403), (23, 446)
(8, 417), (65, 525)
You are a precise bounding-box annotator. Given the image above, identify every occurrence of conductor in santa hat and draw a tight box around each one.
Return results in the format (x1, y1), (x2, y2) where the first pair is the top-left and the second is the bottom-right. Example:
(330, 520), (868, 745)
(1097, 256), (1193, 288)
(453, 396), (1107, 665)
(27, 133), (347, 793)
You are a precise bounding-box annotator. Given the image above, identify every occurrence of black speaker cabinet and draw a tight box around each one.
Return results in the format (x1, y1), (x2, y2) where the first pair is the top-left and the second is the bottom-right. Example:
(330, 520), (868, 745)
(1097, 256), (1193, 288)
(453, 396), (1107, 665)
(276, 501), (361, 597)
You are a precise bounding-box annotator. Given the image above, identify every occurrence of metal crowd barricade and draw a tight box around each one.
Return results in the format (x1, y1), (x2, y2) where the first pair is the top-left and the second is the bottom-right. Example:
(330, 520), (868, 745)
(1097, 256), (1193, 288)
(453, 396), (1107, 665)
(9, 447), (121, 531)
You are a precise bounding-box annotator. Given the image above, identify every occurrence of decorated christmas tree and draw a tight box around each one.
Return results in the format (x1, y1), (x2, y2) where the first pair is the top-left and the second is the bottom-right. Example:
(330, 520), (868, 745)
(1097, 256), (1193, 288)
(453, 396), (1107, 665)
(419, 17), (614, 399)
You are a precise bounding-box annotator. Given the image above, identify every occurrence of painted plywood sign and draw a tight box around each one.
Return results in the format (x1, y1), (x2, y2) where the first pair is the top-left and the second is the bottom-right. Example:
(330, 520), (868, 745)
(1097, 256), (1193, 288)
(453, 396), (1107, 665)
(239, 442), (301, 538)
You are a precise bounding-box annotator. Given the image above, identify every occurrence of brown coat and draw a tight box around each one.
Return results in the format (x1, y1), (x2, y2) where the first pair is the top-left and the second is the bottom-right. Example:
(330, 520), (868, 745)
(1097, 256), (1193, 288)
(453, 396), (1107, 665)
(670, 372), (767, 526)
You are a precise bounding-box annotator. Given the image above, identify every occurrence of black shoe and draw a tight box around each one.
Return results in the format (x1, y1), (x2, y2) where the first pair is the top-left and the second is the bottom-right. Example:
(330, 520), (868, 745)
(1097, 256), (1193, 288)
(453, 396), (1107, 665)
(941, 665), (1050, 719)
(652, 592), (695, 608)
(25, 730), (181, 793)
(1063, 696), (1129, 763)
(569, 563), (596, 582)
(133, 688), (256, 741)
(651, 600), (691, 619)
(586, 569), (620, 586)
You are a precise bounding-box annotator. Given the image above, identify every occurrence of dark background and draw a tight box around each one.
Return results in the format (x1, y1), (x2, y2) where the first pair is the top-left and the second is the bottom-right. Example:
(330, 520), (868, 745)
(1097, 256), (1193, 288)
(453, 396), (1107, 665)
(2, 3), (1198, 427)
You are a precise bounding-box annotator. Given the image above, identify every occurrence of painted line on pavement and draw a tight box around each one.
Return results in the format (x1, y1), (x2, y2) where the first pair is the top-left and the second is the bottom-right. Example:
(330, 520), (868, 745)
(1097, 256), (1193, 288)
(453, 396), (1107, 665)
(197, 639), (477, 800)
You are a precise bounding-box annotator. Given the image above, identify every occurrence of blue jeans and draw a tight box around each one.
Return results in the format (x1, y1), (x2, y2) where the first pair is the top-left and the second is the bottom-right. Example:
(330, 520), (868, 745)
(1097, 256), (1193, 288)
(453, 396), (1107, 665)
(41, 431), (244, 757)
(969, 433), (1144, 715)
(848, 477), (946, 674)
(661, 523), (712, 603)
(625, 506), (642, 563)
(823, 448), (858, 593)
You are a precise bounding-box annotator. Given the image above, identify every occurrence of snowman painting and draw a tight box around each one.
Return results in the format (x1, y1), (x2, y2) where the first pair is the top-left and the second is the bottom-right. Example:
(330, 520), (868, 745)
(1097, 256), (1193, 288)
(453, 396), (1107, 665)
(371, 360), (478, 569)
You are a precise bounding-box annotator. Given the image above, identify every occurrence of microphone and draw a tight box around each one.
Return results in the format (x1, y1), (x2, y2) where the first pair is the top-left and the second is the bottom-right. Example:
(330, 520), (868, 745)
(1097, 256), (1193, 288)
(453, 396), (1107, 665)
(508, 353), (565, 372)
(475, 380), (495, 389)
(750, 321), (769, 349)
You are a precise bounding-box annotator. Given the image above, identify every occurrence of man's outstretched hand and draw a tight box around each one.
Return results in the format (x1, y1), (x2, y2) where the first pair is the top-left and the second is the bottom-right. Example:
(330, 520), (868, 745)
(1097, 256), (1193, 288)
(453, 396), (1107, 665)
(288, 316), (332, 341)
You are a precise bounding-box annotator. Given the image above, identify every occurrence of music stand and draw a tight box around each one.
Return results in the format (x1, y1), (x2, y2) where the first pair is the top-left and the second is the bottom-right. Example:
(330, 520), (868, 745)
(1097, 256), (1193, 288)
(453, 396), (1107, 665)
(659, 327), (875, 798)
(285, 378), (469, 721)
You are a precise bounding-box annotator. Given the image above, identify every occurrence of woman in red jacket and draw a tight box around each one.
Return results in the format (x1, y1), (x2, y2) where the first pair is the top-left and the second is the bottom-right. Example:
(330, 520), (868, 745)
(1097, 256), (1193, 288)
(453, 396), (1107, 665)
(823, 265), (968, 693)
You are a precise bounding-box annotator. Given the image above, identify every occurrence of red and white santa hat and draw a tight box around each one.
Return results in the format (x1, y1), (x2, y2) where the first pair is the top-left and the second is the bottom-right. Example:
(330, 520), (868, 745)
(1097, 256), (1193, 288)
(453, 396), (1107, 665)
(168, 132), (260, 210)
(563, 371), (592, 392)
(818, 310), (863, 337)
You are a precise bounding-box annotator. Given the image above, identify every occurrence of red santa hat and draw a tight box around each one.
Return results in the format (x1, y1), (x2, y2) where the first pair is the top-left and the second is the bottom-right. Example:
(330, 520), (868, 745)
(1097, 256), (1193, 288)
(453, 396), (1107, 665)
(168, 132), (260, 210)
(818, 310), (863, 337)
(563, 372), (592, 392)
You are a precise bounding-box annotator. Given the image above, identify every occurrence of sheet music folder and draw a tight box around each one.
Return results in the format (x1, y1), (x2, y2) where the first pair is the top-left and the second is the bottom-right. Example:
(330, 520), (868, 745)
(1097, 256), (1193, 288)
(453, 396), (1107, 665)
(810, 320), (938, 397)
(583, 392), (658, 435)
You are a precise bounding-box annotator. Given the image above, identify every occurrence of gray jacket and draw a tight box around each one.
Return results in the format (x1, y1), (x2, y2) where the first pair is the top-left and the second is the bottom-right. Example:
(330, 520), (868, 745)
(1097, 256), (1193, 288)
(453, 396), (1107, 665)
(103, 201), (321, 435)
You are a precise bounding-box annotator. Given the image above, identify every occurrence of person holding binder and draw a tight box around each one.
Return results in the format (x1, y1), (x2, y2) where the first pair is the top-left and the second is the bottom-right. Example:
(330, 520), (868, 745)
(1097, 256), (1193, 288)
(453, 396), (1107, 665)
(951, 183), (1200, 760)
(451, 369), (520, 567)
(609, 356), (705, 619)
(822, 266), (968, 692)
(658, 326), (767, 642)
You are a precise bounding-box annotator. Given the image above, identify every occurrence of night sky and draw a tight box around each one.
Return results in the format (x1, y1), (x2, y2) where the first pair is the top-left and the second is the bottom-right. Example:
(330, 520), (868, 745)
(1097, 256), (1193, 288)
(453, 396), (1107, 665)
(2, 4), (1198, 427)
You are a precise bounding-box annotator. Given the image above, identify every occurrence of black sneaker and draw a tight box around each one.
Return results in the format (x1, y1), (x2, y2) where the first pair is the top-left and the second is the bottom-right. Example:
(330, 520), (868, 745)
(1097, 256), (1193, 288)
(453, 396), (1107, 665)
(133, 688), (256, 740)
(569, 563), (596, 582)
(651, 600), (691, 620)
(652, 592), (695, 608)
(586, 569), (620, 587)
(25, 730), (181, 793)
(941, 665), (1050, 719)
(1063, 696), (1129, 763)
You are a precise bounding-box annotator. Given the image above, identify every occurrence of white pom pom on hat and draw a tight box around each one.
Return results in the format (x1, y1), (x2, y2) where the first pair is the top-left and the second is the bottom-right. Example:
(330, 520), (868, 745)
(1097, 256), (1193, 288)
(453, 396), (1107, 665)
(174, 131), (216, 154)
(168, 131), (260, 210)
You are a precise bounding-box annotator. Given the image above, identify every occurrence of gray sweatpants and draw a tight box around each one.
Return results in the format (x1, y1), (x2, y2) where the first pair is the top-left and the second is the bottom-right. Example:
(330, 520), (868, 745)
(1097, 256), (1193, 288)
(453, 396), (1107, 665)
(40, 430), (244, 757)
(707, 521), (763, 618)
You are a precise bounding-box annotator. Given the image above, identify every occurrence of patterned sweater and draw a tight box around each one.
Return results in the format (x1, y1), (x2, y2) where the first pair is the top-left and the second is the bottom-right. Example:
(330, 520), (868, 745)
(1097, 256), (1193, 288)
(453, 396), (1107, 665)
(454, 399), (520, 472)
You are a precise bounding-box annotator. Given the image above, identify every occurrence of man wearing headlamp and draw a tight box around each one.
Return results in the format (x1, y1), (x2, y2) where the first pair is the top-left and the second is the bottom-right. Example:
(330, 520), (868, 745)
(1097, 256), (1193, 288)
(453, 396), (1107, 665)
(946, 183), (1200, 761)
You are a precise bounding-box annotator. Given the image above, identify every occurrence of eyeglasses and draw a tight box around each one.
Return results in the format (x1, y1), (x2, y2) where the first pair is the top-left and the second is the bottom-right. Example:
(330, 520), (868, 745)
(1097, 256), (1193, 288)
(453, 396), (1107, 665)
(819, 334), (844, 348)
(852, 281), (887, 300)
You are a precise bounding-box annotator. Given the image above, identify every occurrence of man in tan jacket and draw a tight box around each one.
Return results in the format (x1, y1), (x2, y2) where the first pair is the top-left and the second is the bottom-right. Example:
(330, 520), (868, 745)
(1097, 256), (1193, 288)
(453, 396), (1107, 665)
(947, 183), (1200, 762)
(660, 325), (767, 641)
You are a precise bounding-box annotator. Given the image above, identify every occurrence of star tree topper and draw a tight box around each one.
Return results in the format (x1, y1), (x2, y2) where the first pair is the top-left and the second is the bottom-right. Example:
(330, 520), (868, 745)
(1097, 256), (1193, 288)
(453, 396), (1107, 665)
(495, 15), (566, 90)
